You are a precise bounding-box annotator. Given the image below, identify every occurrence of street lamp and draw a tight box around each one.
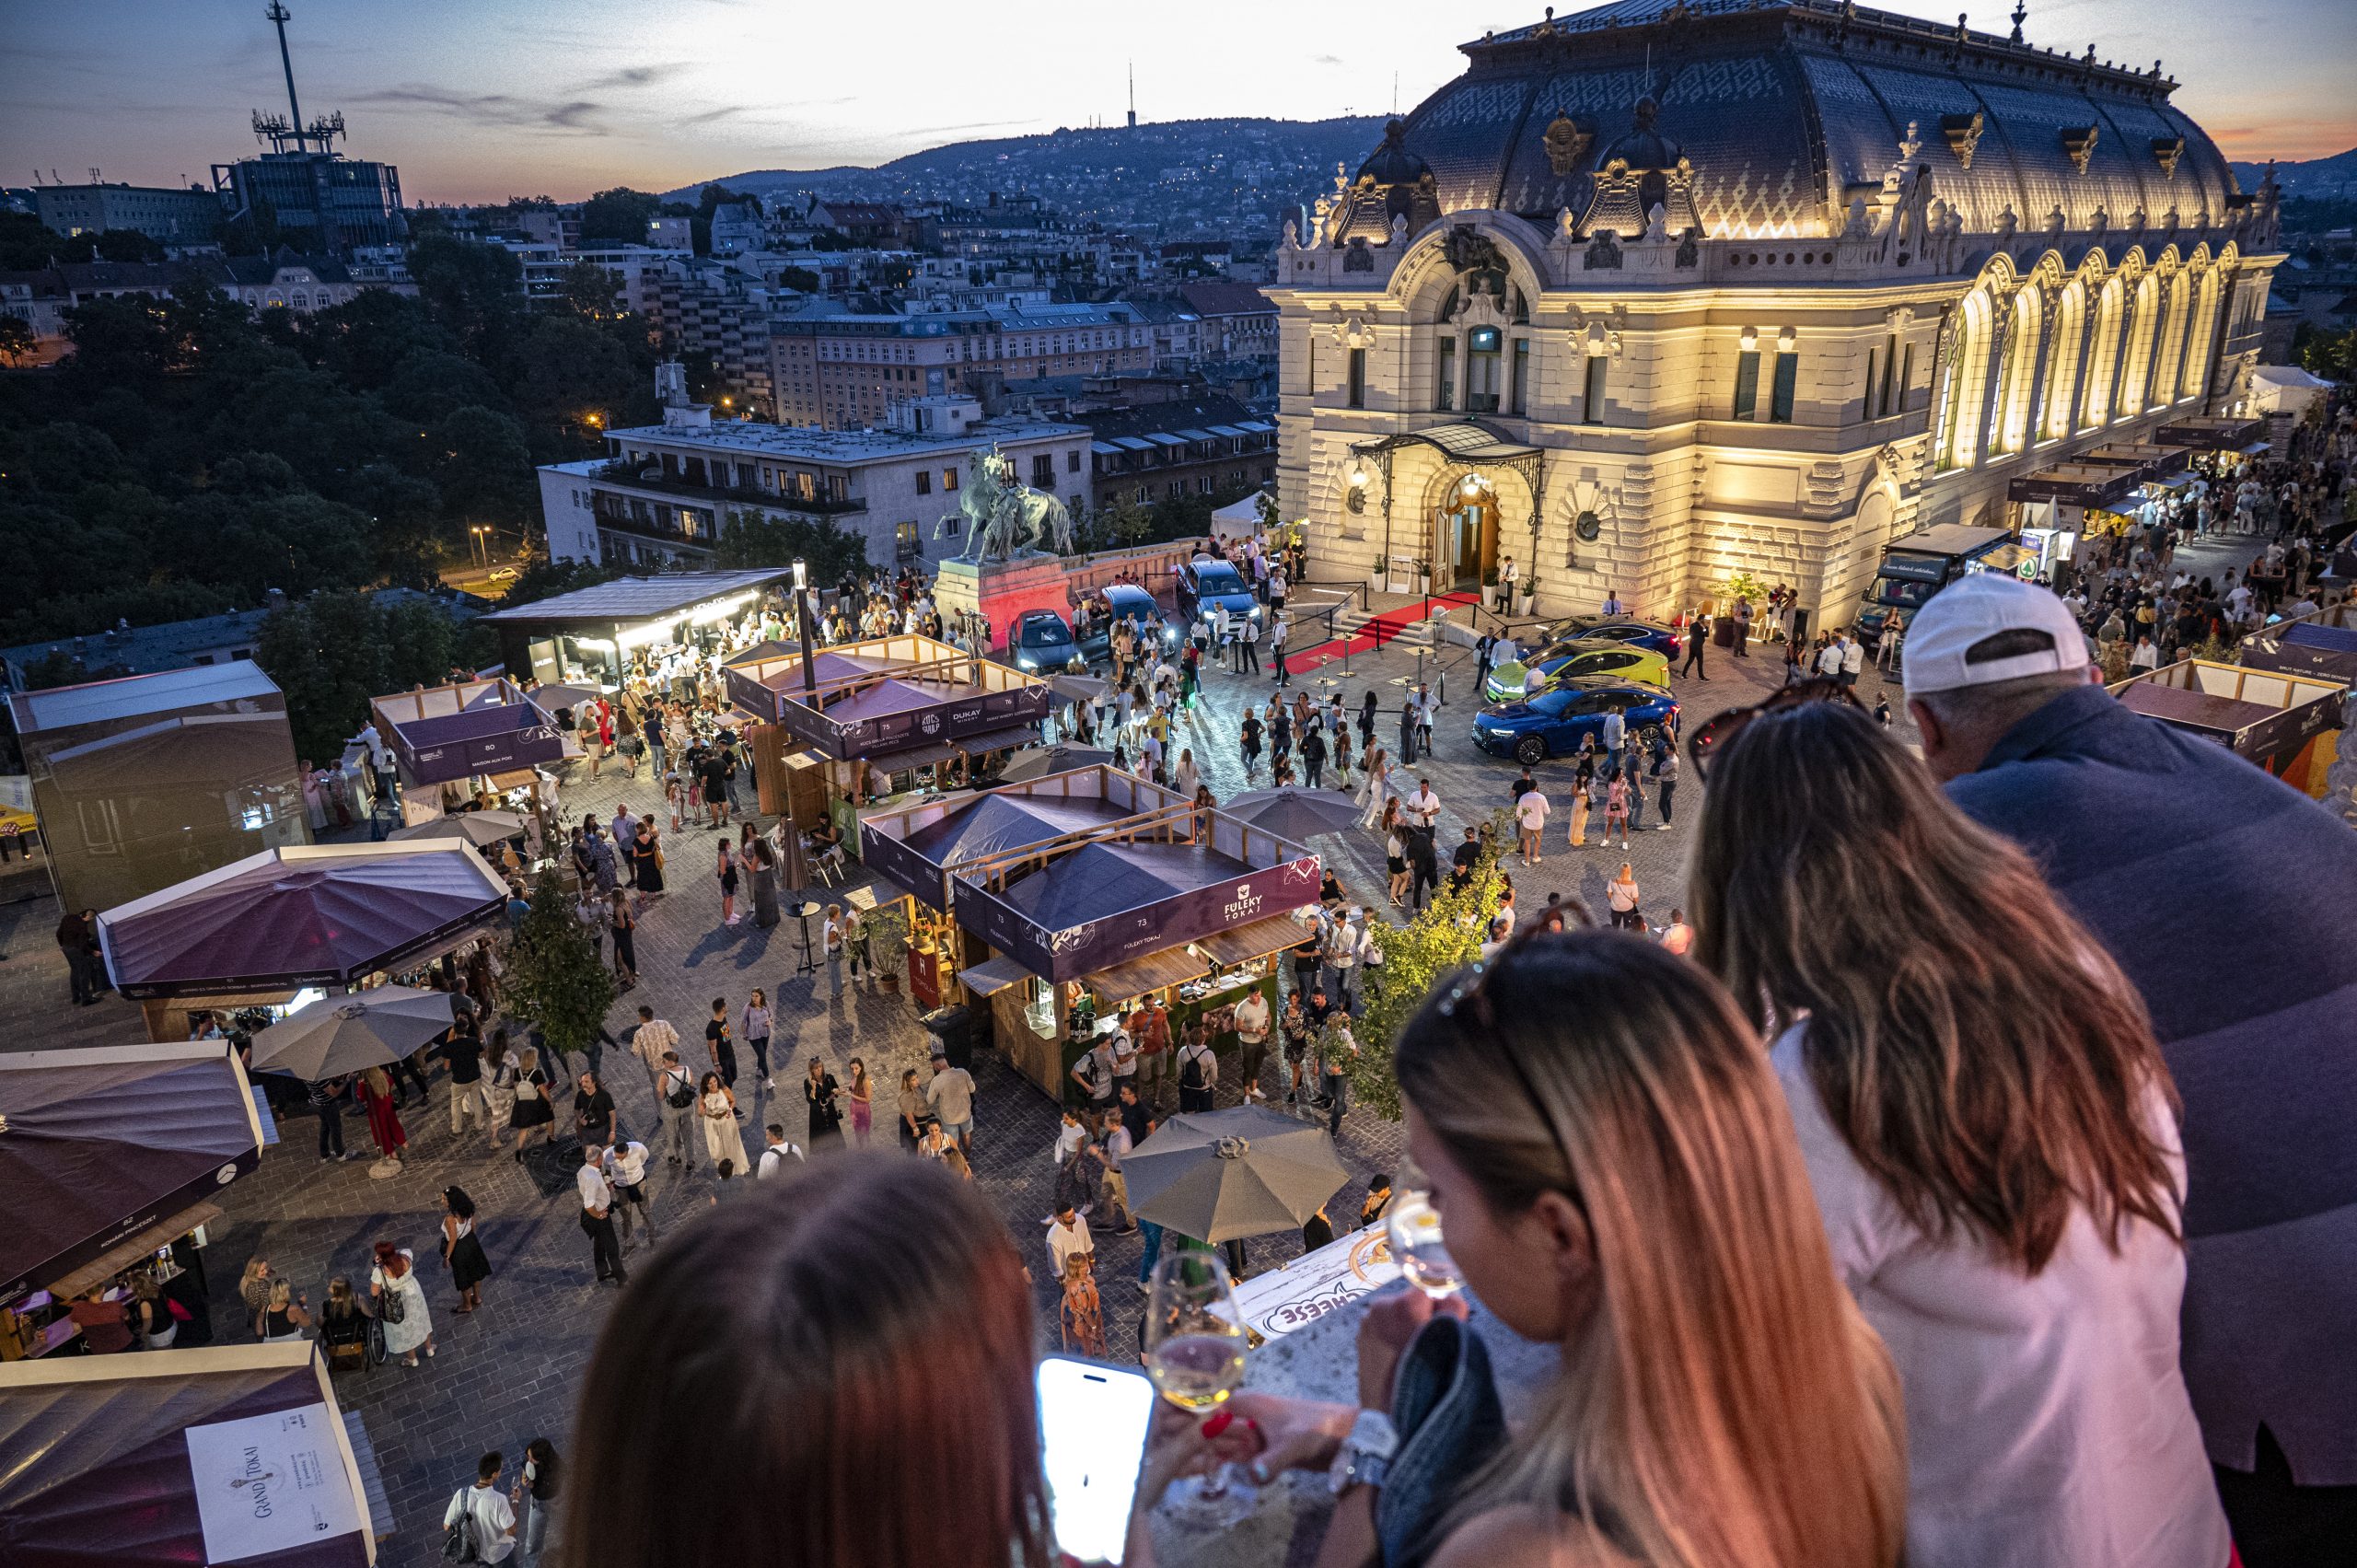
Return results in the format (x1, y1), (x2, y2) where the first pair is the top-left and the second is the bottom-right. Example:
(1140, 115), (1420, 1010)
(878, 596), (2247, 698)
(792, 558), (818, 699)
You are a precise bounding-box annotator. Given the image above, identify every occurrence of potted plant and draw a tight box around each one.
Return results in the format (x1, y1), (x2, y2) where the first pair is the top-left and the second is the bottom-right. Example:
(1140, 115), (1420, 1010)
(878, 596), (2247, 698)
(865, 904), (911, 994)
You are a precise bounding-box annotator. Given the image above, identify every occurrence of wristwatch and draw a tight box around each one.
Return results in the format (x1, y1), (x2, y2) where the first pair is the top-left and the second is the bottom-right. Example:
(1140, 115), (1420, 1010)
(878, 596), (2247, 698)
(1328, 1407), (1399, 1495)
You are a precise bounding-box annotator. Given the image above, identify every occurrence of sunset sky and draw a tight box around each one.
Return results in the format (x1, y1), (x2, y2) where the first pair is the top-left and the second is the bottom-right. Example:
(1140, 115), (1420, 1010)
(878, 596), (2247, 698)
(7, 0), (2348, 205)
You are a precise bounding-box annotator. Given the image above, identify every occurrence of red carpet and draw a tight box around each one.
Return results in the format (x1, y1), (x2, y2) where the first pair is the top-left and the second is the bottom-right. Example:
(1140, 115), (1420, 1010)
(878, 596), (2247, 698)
(1284, 592), (1479, 675)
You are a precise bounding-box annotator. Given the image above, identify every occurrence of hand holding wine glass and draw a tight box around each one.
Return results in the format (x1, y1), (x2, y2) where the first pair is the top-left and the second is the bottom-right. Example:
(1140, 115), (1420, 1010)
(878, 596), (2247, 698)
(1143, 1249), (1255, 1523)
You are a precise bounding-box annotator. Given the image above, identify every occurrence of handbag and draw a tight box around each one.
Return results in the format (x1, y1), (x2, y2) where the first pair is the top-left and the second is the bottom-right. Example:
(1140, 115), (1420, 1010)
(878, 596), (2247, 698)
(444, 1488), (482, 1562)
(377, 1272), (406, 1325)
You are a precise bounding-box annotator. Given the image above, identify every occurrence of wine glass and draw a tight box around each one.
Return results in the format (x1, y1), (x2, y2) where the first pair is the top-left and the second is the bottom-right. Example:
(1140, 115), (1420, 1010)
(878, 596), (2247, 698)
(1142, 1249), (1255, 1524)
(1386, 1190), (1465, 1299)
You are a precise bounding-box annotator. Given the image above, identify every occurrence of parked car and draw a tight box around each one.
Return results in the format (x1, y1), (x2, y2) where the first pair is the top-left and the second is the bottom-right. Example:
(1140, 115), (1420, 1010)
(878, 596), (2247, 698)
(1007, 609), (1083, 673)
(1485, 638), (1670, 703)
(1471, 676), (1680, 766)
(1176, 556), (1261, 631)
(1538, 614), (1682, 658)
(1078, 583), (1178, 663)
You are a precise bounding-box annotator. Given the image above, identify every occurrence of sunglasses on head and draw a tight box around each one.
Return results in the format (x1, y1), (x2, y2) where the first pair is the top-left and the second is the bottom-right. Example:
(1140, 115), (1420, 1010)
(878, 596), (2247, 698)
(1683, 678), (1864, 780)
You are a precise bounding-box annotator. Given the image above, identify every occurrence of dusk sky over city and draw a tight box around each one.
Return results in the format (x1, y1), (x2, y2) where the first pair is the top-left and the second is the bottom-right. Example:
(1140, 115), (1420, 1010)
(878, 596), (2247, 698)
(7, 0), (2349, 204)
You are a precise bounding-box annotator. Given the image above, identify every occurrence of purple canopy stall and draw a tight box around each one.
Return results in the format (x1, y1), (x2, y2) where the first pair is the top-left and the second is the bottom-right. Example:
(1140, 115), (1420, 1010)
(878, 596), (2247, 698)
(862, 765), (1186, 911)
(0, 1042), (263, 1305)
(0, 1342), (383, 1568)
(727, 633), (1052, 762)
(96, 842), (508, 1001)
(369, 677), (562, 787)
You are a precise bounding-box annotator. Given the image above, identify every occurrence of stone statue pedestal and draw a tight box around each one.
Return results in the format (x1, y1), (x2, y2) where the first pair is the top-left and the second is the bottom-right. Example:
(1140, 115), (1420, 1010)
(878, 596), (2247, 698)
(935, 554), (1073, 651)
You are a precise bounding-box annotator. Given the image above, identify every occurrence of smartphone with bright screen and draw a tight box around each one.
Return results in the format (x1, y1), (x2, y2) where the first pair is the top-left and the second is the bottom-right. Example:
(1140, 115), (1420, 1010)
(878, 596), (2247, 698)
(1037, 1354), (1156, 1564)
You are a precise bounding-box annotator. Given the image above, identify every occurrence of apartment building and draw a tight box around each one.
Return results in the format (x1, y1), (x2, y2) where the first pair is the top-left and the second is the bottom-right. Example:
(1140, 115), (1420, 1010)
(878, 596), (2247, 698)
(770, 301), (1157, 430)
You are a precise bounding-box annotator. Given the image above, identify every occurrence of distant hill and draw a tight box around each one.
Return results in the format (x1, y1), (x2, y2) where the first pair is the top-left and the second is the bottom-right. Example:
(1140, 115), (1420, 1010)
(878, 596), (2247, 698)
(2231, 146), (2357, 199)
(666, 115), (1389, 235)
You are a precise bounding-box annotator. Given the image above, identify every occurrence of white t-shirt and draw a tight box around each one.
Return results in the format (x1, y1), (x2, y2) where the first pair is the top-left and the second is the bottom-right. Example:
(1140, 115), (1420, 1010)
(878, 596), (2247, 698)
(756, 1140), (805, 1178)
(1047, 1217), (1096, 1276)
(1769, 1024), (2226, 1568)
(1515, 789), (1550, 831)
(446, 1483), (517, 1562)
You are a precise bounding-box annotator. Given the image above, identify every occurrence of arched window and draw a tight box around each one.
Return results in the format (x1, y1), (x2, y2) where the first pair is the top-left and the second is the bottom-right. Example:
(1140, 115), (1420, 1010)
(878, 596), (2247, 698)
(1993, 286), (2043, 455)
(2158, 273), (2197, 406)
(2179, 269), (2223, 401)
(1935, 290), (1996, 470)
(2142, 275), (2178, 411)
(2083, 278), (2126, 426)
(2041, 281), (2087, 440)
(2119, 275), (2160, 418)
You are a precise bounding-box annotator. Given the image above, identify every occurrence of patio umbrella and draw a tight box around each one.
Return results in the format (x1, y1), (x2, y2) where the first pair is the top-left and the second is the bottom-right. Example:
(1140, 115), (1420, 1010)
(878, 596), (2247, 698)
(1051, 673), (1109, 704)
(1000, 744), (1114, 783)
(1124, 1105), (1350, 1244)
(529, 681), (602, 714)
(778, 820), (813, 892)
(388, 808), (528, 848)
(1220, 786), (1364, 839)
(248, 986), (456, 1081)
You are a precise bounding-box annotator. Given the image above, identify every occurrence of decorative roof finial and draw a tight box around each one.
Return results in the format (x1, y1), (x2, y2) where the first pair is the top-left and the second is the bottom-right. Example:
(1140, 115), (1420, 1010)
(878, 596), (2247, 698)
(1634, 95), (1659, 130)
(2010, 1), (2026, 43)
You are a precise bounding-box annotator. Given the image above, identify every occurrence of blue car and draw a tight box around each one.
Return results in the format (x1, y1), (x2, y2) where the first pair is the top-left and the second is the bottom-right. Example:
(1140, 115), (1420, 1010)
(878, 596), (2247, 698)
(1176, 556), (1262, 632)
(1007, 609), (1082, 673)
(1078, 583), (1178, 663)
(1538, 614), (1682, 659)
(1471, 677), (1680, 766)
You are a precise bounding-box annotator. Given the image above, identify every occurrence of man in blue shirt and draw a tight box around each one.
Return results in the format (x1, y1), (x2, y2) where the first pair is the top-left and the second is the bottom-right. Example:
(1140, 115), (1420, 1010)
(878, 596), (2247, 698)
(1906, 574), (2357, 1564)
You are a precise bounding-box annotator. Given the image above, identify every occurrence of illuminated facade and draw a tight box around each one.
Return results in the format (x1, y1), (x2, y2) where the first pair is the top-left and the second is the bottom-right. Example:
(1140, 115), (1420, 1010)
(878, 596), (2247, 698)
(1271, 0), (2283, 626)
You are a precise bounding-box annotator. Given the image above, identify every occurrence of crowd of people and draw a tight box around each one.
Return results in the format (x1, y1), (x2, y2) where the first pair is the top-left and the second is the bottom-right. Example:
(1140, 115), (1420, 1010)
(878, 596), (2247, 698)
(533, 557), (2356, 1568)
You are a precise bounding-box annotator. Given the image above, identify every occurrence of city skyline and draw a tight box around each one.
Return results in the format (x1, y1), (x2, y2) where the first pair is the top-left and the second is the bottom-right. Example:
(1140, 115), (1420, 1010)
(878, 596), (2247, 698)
(6, 0), (2350, 206)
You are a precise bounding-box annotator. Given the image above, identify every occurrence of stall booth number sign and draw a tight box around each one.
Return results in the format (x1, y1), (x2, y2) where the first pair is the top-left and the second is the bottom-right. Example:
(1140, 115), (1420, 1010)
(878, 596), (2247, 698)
(1233, 1226), (1402, 1342)
(185, 1402), (364, 1563)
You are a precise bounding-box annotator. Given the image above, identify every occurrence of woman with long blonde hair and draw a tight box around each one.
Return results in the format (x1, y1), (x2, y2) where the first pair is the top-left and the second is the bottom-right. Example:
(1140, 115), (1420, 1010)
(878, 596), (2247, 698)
(1224, 929), (1904, 1568)
(1689, 699), (2223, 1568)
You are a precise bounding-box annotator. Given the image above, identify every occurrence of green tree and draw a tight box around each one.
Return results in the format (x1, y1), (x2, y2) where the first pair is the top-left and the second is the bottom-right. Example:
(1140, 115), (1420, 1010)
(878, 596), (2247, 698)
(502, 313), (649, 458)
(0, 210), (67, 270)
(431, 404), (534, 520)
(1346, 813), (1512, 1121)
(0, 314), (33, 366)
(254, 591), (397, 763)
(775, 265), (821, 294)
(2293, 322), (2356, 383)
(90, 228), (167, 263)
(407, 235), (525, 356)
(552, 260), (623, 320)
(712, 505), (870, 580)
(503, 870), (618, 1062)
(1104, 497), (1155, 547)
(499, 555), (621, 608)
(579, 186), (663, 246)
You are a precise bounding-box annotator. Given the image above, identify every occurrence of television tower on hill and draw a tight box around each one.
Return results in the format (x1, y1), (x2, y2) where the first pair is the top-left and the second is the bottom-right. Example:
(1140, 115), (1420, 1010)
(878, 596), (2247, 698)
(1128, 63), (1137, 128)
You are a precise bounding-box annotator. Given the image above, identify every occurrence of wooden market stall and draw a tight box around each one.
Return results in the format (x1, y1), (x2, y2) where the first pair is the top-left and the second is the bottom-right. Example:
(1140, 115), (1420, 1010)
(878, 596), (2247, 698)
(2110, 658), (2346, 796)
(861, 766), (1322, 1101)
(726, 632), (1055, 859)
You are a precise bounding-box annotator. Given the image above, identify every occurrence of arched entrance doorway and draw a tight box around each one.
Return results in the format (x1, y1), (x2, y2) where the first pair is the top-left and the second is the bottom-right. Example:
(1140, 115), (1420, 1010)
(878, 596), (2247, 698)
(1438, 471), (1499, 594)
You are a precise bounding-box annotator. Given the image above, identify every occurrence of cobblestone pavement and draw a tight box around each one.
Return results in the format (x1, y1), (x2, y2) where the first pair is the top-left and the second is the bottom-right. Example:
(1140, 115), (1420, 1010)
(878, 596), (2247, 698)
(25, 533), (2270, 1562)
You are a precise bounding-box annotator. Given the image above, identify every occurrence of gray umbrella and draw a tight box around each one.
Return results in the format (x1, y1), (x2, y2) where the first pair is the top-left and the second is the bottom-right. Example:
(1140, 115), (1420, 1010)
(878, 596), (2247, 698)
(999, 744), (1115, 783)
(1124, 1105), (1351, 1244)
(389, 808), (528, 848)
(248, 986), (456, 1082)
(1220, 786), (1363, 839)
(529, 682), (603, 715)
(1050, 673), (1110, 705)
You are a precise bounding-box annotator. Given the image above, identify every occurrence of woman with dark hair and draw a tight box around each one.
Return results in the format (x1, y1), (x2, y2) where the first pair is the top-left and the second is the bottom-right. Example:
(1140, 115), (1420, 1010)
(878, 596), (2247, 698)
(512, 1436), (560, 1564)
(563, 1156), (1197, 1568)
(1219, 929), (1903, 1568)
(441, 1186), (493, 1314)
(804, 1057), (843, 1149)
(1688, 699), (2224, 1568)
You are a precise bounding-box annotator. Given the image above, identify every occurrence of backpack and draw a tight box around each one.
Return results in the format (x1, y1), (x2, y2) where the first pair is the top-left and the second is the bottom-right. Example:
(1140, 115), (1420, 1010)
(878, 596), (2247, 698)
(377, 1272), (406, 1325)
(1179, 1046), (1210, 1091)
(665, 1070), (696, 1110)
(444, 1489), (482, 1562)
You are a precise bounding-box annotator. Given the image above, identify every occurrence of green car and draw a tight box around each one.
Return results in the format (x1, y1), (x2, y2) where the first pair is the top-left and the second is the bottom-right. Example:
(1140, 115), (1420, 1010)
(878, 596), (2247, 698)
(1485, 638), (1671, 703)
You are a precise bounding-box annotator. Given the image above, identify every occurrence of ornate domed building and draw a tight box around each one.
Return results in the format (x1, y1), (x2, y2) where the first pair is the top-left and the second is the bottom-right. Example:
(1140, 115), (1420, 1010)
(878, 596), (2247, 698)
(1271, 0), (2284, 627)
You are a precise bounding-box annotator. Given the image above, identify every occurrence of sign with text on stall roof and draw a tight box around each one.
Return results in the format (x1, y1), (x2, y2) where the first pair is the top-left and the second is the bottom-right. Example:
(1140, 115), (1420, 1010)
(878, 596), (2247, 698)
(1235, 1225), (1401, 1342)
(184, 1401), (364, 1563)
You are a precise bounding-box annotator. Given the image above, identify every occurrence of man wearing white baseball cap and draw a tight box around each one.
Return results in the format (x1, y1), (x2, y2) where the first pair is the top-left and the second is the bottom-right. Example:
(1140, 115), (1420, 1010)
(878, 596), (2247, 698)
(1910, 571), (2357, 1562)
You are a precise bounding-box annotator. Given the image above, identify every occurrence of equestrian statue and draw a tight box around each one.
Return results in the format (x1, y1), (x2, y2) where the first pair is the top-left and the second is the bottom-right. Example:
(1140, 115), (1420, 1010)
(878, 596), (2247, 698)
(948, 447), (1075, 563)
